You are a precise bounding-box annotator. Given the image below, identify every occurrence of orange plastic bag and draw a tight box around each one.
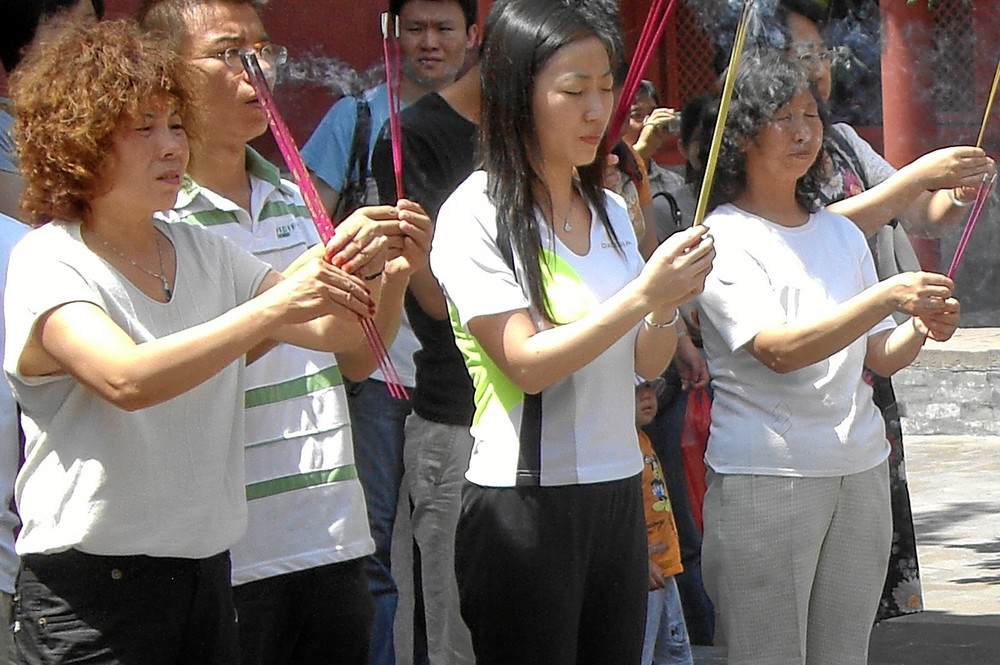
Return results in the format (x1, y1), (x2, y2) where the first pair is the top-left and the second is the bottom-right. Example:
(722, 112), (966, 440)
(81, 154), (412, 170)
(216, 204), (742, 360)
(680, 387), (711, 533)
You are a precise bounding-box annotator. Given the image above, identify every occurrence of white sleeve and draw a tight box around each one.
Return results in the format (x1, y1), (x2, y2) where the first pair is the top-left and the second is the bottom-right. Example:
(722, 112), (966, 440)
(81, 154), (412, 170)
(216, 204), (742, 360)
(430, 175), (530, 327)
(696, 218), (787, 352)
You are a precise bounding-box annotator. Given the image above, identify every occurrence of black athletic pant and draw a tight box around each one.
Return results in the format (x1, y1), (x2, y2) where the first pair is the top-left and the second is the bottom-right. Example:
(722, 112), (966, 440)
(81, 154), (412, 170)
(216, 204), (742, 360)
(455, 474), (647, 665)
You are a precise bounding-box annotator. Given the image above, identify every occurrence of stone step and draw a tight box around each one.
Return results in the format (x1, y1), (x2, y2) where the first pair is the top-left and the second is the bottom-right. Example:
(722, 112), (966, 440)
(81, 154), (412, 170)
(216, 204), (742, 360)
(693, 614), (1000, 664)
(894, 328), (1000, 436)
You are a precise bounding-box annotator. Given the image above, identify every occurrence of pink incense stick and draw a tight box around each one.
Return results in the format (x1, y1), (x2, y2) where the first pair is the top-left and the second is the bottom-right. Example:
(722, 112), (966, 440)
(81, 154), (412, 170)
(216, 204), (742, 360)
(241, 52), (409, 399)
(382, 13), (405, 200)
(606, 0), (680, 149)
(947, 174), (996, 279)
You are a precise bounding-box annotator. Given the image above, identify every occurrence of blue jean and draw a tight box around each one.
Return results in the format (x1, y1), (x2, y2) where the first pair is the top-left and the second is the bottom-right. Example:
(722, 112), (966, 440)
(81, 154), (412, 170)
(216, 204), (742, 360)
(644, 385), (715, 646)
(346, 378), (412, 665)
(643, 577), (694, 665)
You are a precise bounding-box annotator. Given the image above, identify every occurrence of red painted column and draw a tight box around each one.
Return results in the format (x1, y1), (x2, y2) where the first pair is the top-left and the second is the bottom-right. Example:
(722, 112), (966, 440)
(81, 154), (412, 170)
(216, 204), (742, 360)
(880, 0), (939, 270)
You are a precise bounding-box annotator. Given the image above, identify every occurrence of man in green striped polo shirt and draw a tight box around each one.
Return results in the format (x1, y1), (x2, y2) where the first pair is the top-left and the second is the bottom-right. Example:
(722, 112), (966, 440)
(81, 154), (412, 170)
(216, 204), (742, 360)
(138, 1), (432, 663)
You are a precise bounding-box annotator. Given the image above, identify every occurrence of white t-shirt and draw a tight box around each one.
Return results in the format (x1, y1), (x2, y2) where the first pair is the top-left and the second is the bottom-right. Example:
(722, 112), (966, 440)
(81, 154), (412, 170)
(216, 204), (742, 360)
(0, 213), (27, 592)
(696, 204), (895, 478)
(431, 171), (645, 487)
(4, 220), (269, 558)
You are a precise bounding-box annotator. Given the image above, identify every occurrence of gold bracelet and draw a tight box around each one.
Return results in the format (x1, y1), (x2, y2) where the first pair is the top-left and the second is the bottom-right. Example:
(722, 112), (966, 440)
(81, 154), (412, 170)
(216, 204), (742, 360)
(644, 309), (680, 329)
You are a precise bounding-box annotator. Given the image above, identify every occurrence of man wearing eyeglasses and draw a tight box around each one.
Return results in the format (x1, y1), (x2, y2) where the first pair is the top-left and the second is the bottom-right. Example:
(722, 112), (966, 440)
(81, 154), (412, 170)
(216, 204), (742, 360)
(136, 2), (433, 664)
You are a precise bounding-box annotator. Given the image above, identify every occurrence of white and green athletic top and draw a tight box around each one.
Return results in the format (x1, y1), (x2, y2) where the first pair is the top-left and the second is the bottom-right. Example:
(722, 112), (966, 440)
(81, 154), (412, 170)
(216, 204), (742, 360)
(166, 148), (374, 584)
(432, 171), (646, 488)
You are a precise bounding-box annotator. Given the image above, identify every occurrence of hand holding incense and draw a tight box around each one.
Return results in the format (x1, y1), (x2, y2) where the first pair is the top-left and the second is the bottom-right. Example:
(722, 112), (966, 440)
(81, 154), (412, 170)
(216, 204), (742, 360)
(241, 52), (409, 398)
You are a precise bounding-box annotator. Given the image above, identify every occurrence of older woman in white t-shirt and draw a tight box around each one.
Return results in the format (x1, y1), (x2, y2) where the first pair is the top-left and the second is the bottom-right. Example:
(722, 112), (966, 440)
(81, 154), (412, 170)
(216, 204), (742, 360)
(3, 21), (400, 664)
(695, 49), (959, 665)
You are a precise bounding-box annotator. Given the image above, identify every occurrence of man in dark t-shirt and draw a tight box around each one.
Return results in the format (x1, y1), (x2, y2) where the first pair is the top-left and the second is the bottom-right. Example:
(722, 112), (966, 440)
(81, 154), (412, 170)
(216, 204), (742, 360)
(371, 64), (480, 665)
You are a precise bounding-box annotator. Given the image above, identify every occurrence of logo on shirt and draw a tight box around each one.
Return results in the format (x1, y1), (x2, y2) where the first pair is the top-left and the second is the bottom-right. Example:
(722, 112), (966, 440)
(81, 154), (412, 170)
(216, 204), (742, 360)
(275, 224), (295, 239)
(602, 238), (633, 250)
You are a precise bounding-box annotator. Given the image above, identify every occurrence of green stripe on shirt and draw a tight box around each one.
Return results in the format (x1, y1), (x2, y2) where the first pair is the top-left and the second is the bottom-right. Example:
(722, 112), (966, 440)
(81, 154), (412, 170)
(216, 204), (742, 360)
(246, 465), (358, 500)
(244, 365), (344, 409)
(260, 200), (310, 222)
(184, 209), (237, 227)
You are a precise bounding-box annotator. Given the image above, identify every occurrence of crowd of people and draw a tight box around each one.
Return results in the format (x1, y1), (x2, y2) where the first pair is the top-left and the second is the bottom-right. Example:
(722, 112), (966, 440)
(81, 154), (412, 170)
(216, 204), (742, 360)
(0, 0), (991, 664)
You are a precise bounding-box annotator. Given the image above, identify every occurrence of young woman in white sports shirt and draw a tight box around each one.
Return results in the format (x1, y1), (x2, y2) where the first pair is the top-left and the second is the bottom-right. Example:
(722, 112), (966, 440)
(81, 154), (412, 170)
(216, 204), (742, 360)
(430, 1), (714, 662)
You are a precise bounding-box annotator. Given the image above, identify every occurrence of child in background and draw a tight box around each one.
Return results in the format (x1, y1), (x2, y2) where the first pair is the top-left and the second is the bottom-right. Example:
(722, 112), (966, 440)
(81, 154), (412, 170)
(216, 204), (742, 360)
(636, 376), (694, 665)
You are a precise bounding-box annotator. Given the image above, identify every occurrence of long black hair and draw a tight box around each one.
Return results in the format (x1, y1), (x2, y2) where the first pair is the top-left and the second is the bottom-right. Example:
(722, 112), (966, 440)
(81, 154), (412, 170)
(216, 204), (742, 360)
(698, 47), (828, 212)
(479, 0), (621, 324)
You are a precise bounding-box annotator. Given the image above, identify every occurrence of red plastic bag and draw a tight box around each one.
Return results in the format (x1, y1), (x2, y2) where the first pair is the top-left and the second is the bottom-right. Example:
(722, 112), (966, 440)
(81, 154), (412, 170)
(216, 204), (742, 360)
(680, 387), (711, 533)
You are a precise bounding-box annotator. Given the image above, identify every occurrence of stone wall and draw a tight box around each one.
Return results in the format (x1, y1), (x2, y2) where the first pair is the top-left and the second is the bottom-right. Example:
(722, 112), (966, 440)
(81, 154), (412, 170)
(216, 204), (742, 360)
(894, 329), (1000, 436)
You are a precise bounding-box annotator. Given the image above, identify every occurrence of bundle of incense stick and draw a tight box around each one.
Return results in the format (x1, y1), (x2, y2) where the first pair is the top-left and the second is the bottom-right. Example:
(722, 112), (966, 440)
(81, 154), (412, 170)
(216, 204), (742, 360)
(605, 0), (679, 150)
(693, 0), (755, 226)
(382, 13), (405, 199)
(947, 173), (996, 279)
(240, 52), (409, 399)
(947, 52), (1000, 280)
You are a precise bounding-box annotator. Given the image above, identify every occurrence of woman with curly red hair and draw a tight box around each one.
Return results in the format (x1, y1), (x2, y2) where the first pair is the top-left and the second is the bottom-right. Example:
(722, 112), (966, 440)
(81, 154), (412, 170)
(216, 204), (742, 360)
(5, 19), (388, 664)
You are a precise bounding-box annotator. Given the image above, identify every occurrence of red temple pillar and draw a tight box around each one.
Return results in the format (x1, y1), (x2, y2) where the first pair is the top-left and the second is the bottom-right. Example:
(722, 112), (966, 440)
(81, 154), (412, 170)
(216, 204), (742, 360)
(879, 0), (939, 270)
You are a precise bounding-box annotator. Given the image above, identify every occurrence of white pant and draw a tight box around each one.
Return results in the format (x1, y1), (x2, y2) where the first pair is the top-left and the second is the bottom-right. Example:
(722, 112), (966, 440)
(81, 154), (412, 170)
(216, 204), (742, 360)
(642, 577), (693, 665)
(702, 462), (892, 665)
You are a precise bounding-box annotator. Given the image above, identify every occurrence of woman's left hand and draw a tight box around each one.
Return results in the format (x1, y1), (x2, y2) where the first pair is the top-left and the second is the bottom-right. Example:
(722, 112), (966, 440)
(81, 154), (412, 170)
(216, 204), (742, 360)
(913, 297), (961, 342)
(675, 335), (709, 390)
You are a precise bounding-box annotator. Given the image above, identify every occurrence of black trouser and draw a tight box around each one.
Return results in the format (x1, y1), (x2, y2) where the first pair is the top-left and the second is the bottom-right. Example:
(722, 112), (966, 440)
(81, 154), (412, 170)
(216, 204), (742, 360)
(233, 558), (374, 665)
(15, 549), (237, 665)
(455, 475), (647, 665)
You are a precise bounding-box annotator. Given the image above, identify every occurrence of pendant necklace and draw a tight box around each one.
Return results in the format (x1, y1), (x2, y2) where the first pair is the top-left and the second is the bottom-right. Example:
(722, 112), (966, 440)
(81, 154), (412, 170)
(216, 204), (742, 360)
(95, 232), (172, 300)
(562, 195), (575, 232)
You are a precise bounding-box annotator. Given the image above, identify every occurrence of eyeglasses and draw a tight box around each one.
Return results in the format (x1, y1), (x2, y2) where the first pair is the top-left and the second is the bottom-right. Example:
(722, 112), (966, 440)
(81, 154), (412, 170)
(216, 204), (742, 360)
(197, 42), (288, 70)
(790, 44), (840, 65)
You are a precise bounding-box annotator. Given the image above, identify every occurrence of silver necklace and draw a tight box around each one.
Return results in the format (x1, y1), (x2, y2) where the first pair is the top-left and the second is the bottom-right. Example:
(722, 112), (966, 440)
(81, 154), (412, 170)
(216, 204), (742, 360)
(95, 232), (172, 300)
(562, 196), (575, 232)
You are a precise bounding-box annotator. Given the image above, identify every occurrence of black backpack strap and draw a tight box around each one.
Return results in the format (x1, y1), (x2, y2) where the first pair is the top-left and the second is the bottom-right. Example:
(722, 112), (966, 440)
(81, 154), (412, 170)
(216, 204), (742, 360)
(495, 223), (544, 486)
(333, 97), (373, 223)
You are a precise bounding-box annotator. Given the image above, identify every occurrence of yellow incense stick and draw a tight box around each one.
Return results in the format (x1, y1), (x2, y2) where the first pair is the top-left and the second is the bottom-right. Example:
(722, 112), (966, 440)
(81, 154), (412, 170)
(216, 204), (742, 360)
(694, 0), (755, 225)
(976, 55), (1000, 149)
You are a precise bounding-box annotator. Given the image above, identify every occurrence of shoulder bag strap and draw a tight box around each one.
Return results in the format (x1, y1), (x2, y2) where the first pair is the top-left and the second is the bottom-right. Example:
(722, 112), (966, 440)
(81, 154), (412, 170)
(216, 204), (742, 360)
(333, 97), (372, 223)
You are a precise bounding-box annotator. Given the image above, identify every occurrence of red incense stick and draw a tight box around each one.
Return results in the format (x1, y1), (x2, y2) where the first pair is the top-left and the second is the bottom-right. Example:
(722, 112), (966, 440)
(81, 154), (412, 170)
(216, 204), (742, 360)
(947, 174), (996, 279)
(382, 13), (405, 200)
(240, 52), (409, 399)
(606, 0), (680, 149)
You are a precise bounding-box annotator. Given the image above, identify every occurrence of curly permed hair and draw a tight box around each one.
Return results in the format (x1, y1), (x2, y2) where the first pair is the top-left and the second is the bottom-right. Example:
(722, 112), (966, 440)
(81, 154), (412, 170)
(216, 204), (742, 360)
(698, 47), (828, 212)
(9, 19), (192, 225)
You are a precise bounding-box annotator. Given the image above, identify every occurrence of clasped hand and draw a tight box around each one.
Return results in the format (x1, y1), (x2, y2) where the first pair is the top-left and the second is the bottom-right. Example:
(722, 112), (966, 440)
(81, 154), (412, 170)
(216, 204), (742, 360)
(325, 200), (433, 278)
(890, 271), (960, 342)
